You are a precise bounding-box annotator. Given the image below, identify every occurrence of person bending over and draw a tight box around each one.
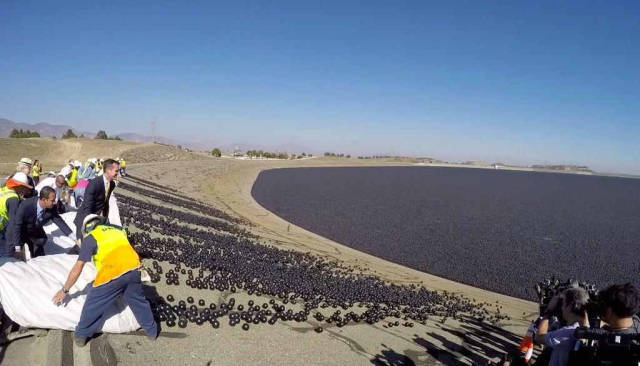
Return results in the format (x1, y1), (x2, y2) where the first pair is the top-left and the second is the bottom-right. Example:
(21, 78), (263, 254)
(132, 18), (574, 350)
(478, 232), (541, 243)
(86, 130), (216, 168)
(52, 214), (157, 346)
(8, 186), (75, 258)
(0, 173), (33, 262)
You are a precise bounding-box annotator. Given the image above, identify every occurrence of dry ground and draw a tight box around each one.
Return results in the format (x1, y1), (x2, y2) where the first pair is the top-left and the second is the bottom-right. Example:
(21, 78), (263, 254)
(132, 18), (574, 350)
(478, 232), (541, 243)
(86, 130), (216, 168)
(1, 139), (538, 365)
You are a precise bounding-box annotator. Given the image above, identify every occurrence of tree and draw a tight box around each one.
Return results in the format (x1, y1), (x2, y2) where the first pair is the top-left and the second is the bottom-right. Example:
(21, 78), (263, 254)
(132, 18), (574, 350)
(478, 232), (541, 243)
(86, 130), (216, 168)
(79, 134), (85, 138)
(62, 129), (77, 139)
(95, 130), (108, 139)
(9, 128), (40, 138)
(211, 148), (222, 157)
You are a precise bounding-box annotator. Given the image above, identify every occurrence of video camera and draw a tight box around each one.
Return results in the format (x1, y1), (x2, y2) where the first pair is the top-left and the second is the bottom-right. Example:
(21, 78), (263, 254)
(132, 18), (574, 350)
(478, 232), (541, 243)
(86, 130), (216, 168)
(535, 277), (599, 318)
(569, 326), (640, 366)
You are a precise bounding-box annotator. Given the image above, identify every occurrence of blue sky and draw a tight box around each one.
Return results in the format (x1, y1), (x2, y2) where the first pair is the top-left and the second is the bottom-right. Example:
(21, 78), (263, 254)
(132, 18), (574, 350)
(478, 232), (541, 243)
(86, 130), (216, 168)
(1, 1), (639, 174)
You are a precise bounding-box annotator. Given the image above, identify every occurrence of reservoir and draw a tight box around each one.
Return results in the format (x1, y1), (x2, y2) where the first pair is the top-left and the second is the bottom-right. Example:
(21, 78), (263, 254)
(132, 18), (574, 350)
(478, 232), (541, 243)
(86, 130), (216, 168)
(252, 166), (640, 299)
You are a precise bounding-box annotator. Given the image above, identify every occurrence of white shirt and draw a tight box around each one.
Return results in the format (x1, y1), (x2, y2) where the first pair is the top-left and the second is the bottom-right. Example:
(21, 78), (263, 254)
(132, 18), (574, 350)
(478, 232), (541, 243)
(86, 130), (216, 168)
(35, 177), (62, 202)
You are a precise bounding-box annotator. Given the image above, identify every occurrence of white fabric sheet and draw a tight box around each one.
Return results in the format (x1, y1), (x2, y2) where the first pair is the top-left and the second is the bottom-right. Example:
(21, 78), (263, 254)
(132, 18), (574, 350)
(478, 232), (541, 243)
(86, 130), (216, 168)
(0, 195), (141, 333)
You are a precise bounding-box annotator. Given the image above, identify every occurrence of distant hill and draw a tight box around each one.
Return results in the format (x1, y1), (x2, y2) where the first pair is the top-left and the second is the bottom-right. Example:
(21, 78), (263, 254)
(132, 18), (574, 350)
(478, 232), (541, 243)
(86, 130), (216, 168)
(0, 137), (204, 176)
(114, 132), (185, 146)
(0, 117), (216, 151)
(0, 118), (93, 138)
(2, 117), (316, 155)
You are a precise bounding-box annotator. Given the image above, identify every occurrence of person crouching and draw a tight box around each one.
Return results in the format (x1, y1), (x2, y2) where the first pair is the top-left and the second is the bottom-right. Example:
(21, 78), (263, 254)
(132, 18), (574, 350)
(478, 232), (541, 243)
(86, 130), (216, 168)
(52, 214), (157, 346)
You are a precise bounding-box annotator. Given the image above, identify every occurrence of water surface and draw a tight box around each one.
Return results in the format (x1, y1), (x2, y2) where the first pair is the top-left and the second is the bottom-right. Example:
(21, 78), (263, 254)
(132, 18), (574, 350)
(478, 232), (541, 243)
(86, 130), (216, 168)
(252, 167), (640, 299)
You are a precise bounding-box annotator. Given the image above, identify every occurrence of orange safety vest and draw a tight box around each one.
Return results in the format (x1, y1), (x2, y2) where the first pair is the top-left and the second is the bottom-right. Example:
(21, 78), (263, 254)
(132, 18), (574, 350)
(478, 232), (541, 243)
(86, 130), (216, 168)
(90, 225), (140, 287)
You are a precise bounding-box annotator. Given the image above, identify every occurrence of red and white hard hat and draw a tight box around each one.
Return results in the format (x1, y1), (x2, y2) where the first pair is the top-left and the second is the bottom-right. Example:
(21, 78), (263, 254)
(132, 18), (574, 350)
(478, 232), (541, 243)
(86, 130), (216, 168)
(6, 172), (33, 189)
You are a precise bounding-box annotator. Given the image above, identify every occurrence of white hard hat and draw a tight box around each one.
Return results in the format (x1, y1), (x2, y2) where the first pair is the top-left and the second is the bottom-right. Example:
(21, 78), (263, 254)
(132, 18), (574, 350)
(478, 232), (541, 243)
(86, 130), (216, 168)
(73, 160), (82, 168)
(59, 165), (72, 177)
(82, 214), (104, 236)
(6, 172), (33, 189)
(19, 157), (33, 166)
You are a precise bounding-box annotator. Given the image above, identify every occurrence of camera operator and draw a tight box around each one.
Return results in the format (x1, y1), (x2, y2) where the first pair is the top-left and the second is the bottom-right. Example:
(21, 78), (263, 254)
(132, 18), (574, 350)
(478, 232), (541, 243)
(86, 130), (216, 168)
(534, 287), (590, 366)
(597, 283), (640, 335)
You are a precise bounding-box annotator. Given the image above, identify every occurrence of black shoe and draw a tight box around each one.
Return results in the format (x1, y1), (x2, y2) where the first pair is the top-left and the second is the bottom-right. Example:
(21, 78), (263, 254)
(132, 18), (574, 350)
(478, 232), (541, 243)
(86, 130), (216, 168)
(74, 335), (88, 347)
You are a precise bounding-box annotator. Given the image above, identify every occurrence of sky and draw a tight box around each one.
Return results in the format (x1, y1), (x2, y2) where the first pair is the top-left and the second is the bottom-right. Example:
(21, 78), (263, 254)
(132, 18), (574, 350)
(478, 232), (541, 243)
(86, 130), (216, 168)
(1, 1), (639, 174)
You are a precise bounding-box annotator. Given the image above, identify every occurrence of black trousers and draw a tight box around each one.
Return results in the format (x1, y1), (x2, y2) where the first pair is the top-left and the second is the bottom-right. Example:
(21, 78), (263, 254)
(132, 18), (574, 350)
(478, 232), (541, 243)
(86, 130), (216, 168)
(25, 236), (47, 258)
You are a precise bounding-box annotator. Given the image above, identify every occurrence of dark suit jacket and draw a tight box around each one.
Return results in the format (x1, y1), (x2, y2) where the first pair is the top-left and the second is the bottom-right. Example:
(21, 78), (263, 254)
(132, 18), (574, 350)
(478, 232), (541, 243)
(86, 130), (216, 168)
(73, 176), (115, 235)
(8, 196), (73, 248)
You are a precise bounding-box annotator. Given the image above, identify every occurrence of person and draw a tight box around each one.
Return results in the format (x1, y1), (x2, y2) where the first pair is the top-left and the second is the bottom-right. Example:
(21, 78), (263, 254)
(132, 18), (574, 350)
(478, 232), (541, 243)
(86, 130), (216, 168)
(73, 159), (119, 240)
(35, 173), (70, 212)
(0, 173), (34, 262)
(64, 162), (80, 189)
(7, 186), (76, 258)
(119, 158), (126, 177)
(535, 287), (590, 366)
(95, 159), (103, 176)
(52, 214), (157, 346)
(31, 160), (42, 186)
(79, 159), (97, 180)
(8, 158), (37, 198)
(598, 283), (640, 334)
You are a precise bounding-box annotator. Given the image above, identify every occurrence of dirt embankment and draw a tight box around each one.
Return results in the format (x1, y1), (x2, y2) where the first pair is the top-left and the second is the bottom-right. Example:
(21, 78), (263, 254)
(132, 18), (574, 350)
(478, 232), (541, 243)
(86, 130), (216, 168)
(0, 138), (202, 175)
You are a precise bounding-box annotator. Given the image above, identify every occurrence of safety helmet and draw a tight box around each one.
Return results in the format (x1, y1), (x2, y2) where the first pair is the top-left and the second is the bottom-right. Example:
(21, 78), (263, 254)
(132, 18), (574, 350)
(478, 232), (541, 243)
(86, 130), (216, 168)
(73, 160), (82, 168)
(19, 157), (33, 166)
(59, 165), (72, 177)
(6, 172), (33, 189)
(82, 214), (105, 237)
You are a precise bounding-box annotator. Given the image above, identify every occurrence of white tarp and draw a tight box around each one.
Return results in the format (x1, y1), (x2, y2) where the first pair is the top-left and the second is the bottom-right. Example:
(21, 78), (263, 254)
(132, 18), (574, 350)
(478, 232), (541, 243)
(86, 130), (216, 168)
(0, 194), (141, 333)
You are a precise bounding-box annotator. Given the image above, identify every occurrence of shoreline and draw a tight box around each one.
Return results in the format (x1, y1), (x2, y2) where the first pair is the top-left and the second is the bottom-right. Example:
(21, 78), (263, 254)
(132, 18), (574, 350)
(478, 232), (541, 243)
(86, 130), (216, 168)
(197, 159), (538, 322)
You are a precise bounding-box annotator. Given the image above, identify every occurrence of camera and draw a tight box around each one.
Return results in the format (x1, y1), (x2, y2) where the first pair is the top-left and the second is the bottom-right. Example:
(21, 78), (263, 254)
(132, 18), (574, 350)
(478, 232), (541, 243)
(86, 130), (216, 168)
(569, 327), (640, 366)
(535, 277), (598, 317)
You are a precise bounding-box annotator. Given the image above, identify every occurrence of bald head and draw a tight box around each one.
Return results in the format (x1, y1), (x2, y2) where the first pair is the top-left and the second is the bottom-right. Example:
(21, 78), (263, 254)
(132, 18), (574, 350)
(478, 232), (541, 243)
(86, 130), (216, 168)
(55, 175), (66, 188)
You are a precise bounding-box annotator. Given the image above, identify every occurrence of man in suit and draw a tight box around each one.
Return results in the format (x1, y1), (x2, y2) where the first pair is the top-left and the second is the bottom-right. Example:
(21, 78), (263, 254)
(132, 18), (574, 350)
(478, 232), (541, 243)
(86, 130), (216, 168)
(8, 186), (76, 258)
(73, 158), (119, 241)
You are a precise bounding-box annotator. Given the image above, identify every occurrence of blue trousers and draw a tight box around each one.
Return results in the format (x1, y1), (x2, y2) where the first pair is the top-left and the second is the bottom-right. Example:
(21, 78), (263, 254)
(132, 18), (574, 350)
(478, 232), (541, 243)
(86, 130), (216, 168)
(75, 269), (157, 339)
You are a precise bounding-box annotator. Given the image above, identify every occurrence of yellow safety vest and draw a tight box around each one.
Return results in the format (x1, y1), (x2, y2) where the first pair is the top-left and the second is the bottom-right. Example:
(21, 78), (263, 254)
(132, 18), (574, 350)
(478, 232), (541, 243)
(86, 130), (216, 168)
(120, 160), (126, 168)
(0, 186), (18, 232)
(31, 165), (40, 178)
(90, 225), (140, 287)
(66, 168), (78, 188)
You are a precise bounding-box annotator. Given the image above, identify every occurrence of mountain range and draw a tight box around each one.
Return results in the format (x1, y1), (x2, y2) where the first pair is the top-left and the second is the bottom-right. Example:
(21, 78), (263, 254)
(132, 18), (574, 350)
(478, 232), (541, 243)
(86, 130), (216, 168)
(0, 118), (314, 154)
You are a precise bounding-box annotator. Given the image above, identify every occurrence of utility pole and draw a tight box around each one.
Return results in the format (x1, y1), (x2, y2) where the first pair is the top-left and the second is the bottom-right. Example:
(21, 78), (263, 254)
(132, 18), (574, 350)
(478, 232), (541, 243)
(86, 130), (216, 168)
(151, 120), (157, 143)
